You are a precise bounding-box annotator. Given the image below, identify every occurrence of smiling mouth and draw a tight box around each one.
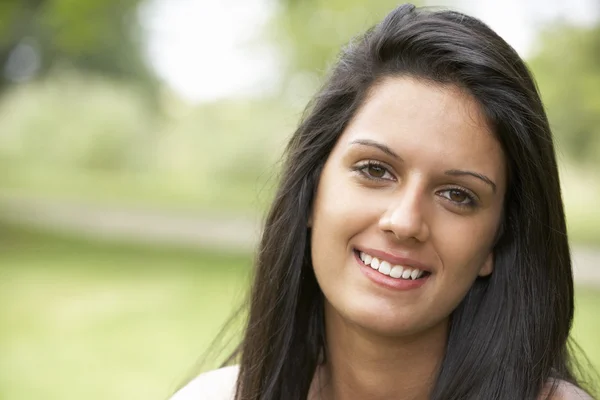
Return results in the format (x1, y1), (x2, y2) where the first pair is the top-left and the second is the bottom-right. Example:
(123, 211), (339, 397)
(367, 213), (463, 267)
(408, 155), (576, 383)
(354, 250), (431, 281)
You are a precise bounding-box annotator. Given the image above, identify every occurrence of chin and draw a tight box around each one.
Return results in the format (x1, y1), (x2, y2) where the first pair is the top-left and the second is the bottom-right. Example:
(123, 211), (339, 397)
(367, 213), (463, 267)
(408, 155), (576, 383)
(330, 296), (439, 338)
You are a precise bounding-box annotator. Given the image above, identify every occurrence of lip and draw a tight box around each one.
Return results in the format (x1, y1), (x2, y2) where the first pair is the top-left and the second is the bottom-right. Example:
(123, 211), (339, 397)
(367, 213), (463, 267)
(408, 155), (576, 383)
(353, 250), (430, 291)
(355, 247), (433, 273)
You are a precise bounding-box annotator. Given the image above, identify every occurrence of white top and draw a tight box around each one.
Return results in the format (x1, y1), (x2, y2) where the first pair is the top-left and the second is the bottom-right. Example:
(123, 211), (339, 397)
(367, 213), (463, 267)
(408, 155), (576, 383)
(169, 366), (593, 400)
(170, 365), (239, 400)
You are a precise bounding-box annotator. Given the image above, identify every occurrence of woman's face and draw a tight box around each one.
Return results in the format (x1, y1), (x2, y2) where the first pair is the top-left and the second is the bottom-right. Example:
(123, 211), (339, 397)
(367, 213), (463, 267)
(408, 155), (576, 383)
(310, 77), (506, 337)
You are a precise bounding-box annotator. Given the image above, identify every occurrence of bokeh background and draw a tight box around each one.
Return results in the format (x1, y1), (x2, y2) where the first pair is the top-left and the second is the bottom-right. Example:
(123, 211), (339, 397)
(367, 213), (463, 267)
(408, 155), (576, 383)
(0, 0), (599, 398)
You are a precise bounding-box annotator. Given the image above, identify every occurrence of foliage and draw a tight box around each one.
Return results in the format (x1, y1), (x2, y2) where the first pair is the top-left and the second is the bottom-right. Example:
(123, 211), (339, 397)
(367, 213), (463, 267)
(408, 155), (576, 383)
(270, 0), (422, 96)
(529, 22), (600, 165)
(560, 164), (600, 245)
(0, 70), (290, 175)
(0, 0), (155, 95)
(0, 72), (288, 212)
(0, 71), (154, 172)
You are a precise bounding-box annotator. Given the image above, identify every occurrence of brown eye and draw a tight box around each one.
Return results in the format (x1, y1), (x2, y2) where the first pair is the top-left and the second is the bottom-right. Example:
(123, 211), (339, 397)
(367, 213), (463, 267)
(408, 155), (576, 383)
(439, 188), (476, 208)
(354, 161), (394, 181)
(449, 189), (468, 203)
(367, 165), (386, 178)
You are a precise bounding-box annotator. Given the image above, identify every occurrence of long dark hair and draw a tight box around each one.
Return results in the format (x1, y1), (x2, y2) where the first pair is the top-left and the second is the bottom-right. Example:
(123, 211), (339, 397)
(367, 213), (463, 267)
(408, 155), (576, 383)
(229, 4), (594, 399)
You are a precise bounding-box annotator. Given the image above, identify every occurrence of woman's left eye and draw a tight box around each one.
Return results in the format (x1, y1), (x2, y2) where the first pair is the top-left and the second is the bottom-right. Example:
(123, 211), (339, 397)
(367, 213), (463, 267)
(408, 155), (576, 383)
(438, 189), (476, 207)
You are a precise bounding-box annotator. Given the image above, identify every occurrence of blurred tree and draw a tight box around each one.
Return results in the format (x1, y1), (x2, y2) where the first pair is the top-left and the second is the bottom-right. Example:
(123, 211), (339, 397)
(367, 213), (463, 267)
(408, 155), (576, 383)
(0, 0), (155, 96)
(271, 0), (423, 97)
(529, 22), (600, 165)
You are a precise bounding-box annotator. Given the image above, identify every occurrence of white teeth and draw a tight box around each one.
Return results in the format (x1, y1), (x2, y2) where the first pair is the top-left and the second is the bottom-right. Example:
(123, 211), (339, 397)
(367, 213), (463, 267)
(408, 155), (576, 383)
(370, 257), (380, 270)
(378, 261), (391, 275)
(359, 251), (427, 280)
(390, 266), (404, 278)
(410, 269), (420, 280)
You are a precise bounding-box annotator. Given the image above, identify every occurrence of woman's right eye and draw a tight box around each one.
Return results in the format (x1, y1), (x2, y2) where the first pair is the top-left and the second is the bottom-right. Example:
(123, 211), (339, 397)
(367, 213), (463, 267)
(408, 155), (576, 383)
(353, 161), (395, 181)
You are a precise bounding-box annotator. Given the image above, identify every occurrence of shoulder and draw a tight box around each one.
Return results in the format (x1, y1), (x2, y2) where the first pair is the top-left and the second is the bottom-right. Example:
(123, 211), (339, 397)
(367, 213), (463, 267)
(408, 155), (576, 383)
(170, 365), (239, 400)
(541, 380), (594, 400)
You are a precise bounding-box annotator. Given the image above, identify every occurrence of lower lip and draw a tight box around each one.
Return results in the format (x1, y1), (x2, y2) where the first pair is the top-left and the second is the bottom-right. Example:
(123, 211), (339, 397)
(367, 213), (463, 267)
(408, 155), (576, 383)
(354, 251), (429, 291)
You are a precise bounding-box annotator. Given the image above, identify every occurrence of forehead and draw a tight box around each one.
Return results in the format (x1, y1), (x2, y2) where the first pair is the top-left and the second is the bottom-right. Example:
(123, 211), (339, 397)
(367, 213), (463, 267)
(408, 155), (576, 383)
(338, 77), (505, 182)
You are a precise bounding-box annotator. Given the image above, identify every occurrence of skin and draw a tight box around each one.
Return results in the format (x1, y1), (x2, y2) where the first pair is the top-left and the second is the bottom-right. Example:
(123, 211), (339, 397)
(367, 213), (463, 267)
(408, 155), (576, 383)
(308, 76), (507, 399)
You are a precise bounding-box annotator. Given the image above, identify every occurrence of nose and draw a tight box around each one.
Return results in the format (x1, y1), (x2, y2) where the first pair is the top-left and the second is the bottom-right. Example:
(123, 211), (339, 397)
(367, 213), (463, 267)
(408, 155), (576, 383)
(378, 184), (430, 243)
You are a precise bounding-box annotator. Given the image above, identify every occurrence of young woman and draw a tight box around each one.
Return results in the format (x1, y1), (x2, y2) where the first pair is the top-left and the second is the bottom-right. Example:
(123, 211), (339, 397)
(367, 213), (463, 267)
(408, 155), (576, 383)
(172, 4), (596, 400)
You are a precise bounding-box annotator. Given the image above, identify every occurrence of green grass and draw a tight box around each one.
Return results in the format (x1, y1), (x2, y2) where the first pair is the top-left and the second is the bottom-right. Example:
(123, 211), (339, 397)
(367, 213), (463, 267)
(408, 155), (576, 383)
(0, 226), (598, 399)
(0, 226), (251, 400)
(572, 288), (600, 393)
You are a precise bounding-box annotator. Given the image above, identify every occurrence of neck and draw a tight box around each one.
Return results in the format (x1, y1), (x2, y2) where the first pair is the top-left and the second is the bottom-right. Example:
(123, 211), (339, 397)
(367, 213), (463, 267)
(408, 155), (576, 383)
(312, 301), (448, 400)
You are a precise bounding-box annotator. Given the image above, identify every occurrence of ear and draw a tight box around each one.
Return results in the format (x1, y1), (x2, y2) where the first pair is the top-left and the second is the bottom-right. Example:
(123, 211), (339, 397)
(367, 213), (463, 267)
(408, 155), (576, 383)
(478, 251), (494, 277)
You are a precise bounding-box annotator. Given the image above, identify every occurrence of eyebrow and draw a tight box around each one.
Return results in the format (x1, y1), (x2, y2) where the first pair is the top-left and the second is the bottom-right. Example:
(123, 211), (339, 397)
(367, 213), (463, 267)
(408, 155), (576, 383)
(445, 170), (497, 193)
(349, 139), (497, 193)
(349, 139), (402, 160)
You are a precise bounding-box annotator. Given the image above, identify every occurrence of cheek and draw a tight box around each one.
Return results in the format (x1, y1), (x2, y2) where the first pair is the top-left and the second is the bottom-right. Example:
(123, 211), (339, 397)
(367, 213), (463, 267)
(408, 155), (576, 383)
(430, 212), (500, 278)
(310, 167), (372, 277)
(310, 174), (353, 263)
(312, 166), (358, 233)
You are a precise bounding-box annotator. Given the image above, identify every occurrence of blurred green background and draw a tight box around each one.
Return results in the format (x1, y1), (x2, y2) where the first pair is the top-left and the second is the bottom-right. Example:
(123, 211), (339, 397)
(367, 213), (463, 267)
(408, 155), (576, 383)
(0, 0), (598, 399)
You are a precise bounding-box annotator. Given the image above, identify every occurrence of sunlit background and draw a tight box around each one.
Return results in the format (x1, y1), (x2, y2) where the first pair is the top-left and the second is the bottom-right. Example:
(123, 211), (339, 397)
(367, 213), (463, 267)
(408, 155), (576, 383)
(0, 0), (599, 398)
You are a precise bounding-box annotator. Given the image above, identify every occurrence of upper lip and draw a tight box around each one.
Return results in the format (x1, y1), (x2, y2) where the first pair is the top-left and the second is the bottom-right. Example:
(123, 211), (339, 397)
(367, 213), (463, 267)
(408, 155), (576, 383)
(355, 247), (433, 272)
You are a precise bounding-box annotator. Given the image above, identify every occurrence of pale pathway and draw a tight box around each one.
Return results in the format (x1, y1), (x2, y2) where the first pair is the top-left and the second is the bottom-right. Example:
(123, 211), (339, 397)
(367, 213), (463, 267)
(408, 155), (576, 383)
(1, 195), (598, 287)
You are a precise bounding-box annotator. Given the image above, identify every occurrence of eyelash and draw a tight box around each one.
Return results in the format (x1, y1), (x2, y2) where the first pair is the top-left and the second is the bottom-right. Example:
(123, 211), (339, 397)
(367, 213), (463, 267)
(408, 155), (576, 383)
(352, 160), (478, 209)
